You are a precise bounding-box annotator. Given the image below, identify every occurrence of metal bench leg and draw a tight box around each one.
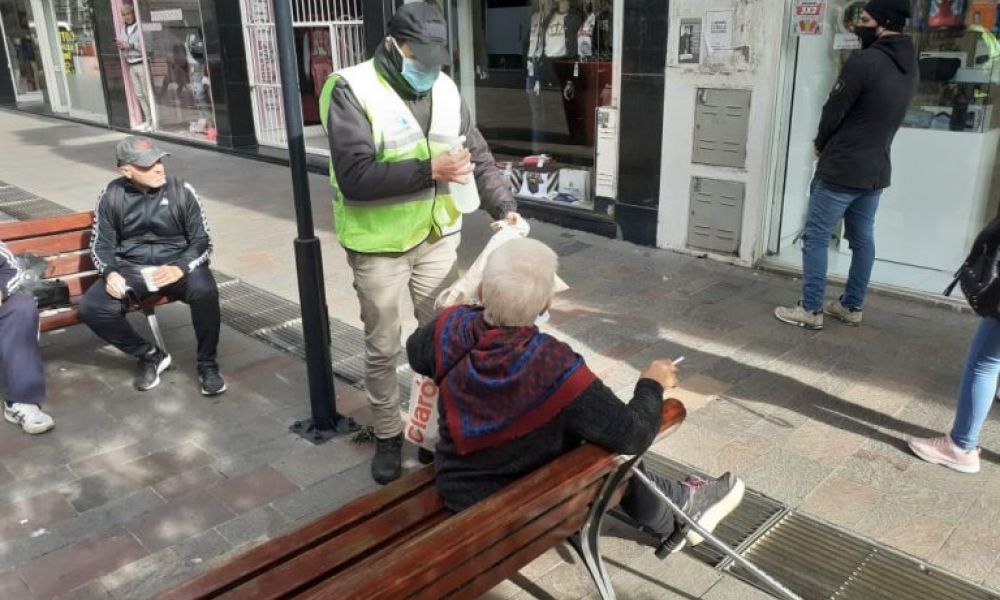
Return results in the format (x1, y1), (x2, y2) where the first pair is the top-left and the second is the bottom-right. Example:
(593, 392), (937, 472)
(630, 467), (803, 600)
(569, 458), (640, 600)
(570, 517), (615, 600)
(142, 306), (169, 357)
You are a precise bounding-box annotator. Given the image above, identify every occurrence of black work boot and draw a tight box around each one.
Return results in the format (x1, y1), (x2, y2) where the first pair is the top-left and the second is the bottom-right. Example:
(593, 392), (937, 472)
(372, 434), (404, 485)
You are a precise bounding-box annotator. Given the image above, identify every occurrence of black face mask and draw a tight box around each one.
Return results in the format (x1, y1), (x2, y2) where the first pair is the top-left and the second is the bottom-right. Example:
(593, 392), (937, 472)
(855, 26), (879, 49)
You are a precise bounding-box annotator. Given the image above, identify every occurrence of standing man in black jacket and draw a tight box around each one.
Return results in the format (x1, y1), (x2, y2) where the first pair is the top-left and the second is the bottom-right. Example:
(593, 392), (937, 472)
(81, 137), (225, 396)
(319, 1), (520, 485)
(776, 0), (918, 330)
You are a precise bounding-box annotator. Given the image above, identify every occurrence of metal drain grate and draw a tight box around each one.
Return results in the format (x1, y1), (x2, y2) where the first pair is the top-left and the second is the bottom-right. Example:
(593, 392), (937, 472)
(645, 456), (1000, 600)
(214, 273), (414, 398)
(0, 182), (73, 220)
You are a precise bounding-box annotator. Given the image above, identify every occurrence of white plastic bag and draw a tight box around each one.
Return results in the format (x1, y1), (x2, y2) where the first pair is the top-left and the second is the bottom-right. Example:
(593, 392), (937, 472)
(435, 217), (568, 310)
(402, 375), (440, 451)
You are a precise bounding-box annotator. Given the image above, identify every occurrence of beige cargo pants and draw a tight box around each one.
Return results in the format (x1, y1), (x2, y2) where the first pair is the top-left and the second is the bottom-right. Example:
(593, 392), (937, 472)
(345, 234), (460, 439)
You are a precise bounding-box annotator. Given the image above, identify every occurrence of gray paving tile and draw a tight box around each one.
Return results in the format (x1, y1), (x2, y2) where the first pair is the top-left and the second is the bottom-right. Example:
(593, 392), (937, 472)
(215, 505), (292, 549)
(700, 574), (776, 600)
(273, 463), (377, 523)
(741, 448), (833, 506)
(268, 438), (371, 488)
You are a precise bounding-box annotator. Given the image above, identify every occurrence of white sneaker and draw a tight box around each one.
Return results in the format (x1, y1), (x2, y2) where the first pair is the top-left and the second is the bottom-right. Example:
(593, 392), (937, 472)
(824, 299), (863, 326)
(4, 403), (55, 435)
(774, 303), (824, 330)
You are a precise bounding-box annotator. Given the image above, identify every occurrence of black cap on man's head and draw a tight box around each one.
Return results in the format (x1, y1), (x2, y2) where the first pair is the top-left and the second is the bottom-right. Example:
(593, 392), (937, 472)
(864, 0), (911, 32)
(388, 2), (449, 66)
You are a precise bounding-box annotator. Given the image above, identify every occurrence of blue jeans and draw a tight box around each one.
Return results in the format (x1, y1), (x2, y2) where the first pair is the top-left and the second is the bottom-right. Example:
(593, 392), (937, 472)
(800, 179), (882, 313)
(951, 317), (1000, 451)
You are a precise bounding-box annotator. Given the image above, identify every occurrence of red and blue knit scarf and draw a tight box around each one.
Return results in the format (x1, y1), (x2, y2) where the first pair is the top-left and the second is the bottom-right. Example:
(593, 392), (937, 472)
(433, 305), (596, 456)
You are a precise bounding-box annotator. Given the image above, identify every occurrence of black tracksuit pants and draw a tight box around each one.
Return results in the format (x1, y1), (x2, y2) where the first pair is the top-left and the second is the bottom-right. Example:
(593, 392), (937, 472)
(79, 265), (220, 366)
(0, 293), (46, 406)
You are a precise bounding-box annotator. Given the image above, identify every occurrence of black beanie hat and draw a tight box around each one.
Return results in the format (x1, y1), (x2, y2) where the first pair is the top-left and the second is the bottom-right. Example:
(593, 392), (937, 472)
(864, 0), (911, 32)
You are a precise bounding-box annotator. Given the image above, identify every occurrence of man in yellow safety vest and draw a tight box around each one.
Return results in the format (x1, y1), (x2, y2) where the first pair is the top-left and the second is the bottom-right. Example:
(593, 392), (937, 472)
(319, 1), (521, 485)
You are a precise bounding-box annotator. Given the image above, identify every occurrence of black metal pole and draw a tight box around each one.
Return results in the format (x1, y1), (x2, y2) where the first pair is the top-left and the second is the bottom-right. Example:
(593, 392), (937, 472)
(273, 0), (357, 443)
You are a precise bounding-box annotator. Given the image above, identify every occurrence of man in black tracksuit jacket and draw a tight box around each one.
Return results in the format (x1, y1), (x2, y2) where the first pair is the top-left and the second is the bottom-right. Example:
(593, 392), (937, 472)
(0, 243), (54, 434)
(775, 0), (918, 330)
(81, 136), (225, 396)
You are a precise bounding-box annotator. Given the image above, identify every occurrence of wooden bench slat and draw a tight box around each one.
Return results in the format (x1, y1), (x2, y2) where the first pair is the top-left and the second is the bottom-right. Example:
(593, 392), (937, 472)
(218, 487), (446, 600)
(158, 398), (686, 600)
(155, 469), (438, 600)
(315, 450), (619, 599)
(0, 212), (93, 241)
(6, 230), (91, 255)
(448, 513), (585, 600)
(406, 482), (599, 600)
(43, 253), (95, 278)
(64, 275), (100, 298)
(39, 310), (83, 332)
(40, 294), (170, 333)
(314, 400), (684, 599)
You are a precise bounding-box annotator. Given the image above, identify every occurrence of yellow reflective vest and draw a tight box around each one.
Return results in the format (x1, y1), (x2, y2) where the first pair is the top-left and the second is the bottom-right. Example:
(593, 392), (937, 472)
(319, 60), (463, 253)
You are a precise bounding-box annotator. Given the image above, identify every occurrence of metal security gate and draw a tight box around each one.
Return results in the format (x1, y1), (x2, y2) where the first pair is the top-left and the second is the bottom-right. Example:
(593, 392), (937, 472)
(240, 0), (365, 149)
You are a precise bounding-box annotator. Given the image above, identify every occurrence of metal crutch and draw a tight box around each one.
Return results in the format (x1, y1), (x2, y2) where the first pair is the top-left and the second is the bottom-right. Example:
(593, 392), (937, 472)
(630, 467), (803, 600)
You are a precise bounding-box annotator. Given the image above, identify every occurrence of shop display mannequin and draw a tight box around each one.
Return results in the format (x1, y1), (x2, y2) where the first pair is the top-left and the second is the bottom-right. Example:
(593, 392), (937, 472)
(527, 0), (556, 152)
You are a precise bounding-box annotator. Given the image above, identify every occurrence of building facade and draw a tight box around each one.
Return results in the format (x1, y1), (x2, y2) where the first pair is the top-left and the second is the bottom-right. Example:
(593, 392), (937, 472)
(655, 0), (999, 301)
(4, 0), (983, 302)
(0, 0), (255, 148)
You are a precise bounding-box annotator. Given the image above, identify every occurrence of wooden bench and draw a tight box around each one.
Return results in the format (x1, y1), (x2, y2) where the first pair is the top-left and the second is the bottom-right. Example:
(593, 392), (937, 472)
(158, 399), (687, 600)
(0, 212), (170, 347)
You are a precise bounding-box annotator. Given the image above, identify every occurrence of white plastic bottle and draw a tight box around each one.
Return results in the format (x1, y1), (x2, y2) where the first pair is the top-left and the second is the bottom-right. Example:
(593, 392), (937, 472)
(442, 135), (481, 213)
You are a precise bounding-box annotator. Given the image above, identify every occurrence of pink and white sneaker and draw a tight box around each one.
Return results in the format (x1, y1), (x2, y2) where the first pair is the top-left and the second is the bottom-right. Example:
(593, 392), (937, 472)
(908, 435), (980, 474)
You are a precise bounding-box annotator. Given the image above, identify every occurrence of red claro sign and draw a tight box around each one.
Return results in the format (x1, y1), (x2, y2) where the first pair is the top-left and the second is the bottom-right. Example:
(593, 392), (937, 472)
(407, 379), (438, 444)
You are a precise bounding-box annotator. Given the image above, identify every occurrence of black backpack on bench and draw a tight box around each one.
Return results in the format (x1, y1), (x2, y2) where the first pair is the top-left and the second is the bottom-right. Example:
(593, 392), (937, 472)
(945, 216), (1000, 318)
(14, 254), (71, 309)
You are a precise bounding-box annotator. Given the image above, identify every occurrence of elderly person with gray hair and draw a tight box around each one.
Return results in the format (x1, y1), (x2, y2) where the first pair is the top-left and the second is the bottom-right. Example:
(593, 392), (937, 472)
(405, 238), (745, 556)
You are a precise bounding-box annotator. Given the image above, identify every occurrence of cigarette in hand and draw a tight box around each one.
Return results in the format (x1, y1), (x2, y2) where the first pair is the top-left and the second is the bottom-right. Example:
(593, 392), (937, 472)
(672, 356), (685, 366)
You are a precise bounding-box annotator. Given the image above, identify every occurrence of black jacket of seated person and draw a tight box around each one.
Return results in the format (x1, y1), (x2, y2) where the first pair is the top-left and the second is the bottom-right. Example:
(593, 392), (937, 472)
(81, 175), (221, 369)
(405, 304), (685, 540)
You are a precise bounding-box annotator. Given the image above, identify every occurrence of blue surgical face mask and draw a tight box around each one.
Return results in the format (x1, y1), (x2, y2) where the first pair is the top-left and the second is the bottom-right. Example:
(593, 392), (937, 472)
(392, 39), (439, 92)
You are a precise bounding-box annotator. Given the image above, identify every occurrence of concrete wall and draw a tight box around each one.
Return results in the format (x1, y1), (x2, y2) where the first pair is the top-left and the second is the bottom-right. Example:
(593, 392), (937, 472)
(656, 0), (789, 265)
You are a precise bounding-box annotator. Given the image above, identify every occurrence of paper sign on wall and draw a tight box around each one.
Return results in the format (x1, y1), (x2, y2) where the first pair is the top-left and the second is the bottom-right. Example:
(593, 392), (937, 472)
(794, 0), (826, 35)
(150, 9), (183, 22)
(141, 22), (163, 32)
(833, 32), (861, 50)
(678, 18), (702, 64)
(704, 9), (734, 55)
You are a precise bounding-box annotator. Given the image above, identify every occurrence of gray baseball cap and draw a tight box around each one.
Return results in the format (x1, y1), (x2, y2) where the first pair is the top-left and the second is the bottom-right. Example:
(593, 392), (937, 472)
(116, 136), (170, 167)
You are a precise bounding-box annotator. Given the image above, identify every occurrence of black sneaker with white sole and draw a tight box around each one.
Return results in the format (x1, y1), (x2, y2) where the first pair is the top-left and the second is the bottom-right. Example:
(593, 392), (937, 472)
(135, 348), (171, 391)
(198, 363), (227, 396)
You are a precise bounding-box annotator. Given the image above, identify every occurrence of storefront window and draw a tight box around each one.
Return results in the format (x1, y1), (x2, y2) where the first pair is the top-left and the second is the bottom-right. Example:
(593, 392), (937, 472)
(239, 0), (366, 153)
(55, 0), (107, 122)
(1, 0), (45, 103)
(770, 1), (1000, 295)
(450, 0), (614, 212)
(110, 0), (217, 142)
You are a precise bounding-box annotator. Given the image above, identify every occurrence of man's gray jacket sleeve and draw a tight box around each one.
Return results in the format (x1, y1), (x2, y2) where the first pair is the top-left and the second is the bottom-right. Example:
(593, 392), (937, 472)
(326, 79), (434, 201)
